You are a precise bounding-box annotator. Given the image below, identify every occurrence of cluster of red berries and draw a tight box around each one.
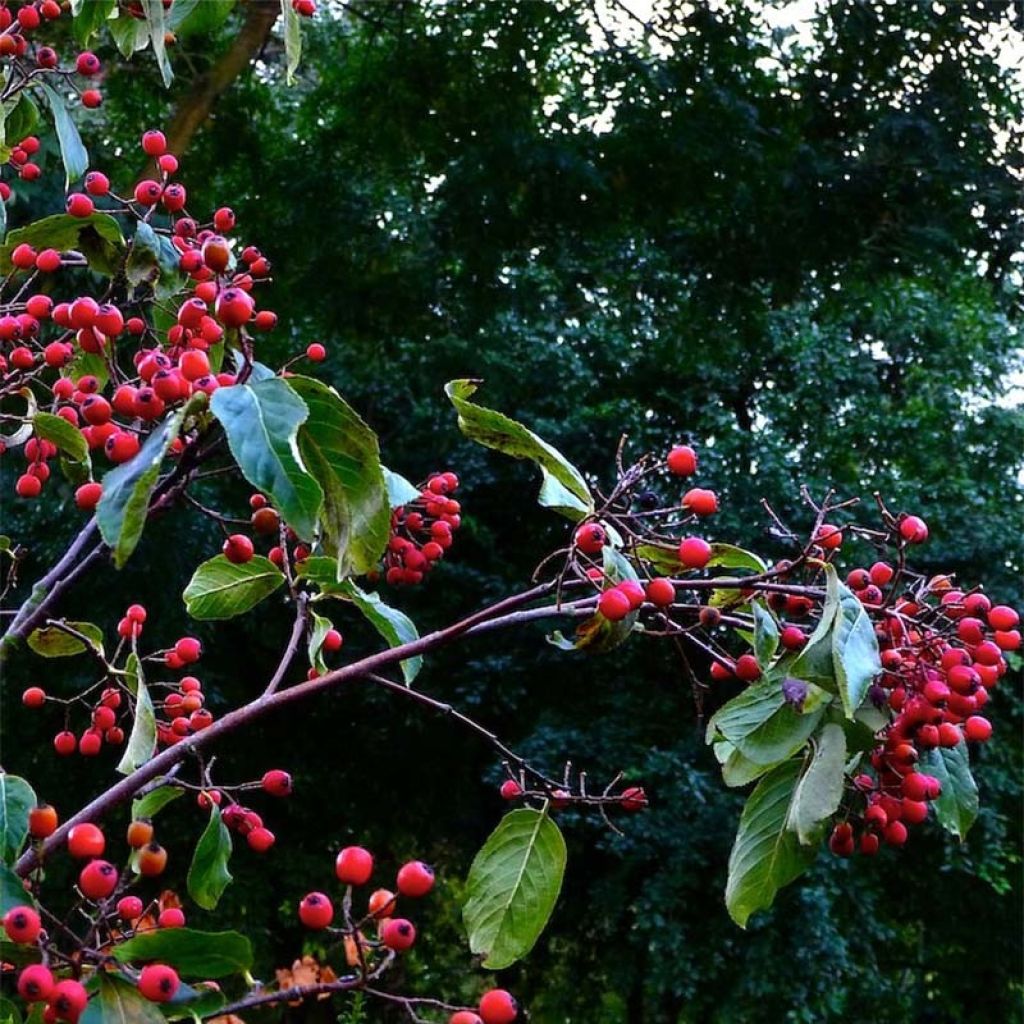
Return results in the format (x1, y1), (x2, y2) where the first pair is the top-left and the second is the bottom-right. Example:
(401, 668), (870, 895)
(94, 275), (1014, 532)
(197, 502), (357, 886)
(2, 129), (284, 504)
(5, 810), (188, 1021)
(828, 586), (1017, 855)
(0, 3), (104, 119)
(2, 133), (43, 191)
(298, 847), (517, 1023)
(383, 472), (462, 586)
(210, 769), (295, 854)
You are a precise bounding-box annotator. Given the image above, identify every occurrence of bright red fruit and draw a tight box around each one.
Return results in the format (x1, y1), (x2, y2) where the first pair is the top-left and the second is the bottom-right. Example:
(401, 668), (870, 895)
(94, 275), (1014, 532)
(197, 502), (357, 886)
(298, 892), (334, 929)
(396, 860), (435, 898)
(479, 989), (519, 1024)
(666, 444), (697, 476)
(138, 964), (180, 1003)
(335, 845), (374, 885)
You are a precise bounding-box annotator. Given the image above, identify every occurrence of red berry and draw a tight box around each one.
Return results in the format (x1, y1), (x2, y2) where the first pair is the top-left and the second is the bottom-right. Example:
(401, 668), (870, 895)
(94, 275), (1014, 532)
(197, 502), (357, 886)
(261, 769), (292, 797)
(964, 715), (992, 742)
(138, 964), (180, 1003)
(734, 653), (761, 682)
(67, 193), (95, 218)
(175, 636), (202, 663)
(899, 515), (928, 544)
(645, 577), (675, 607)
(141, 129), (167, 156)
(17, 964), (55, 1002)
(681, 487), (718, 516)
(157, 907), (185, 928)
(574, 523), (605, 555)
(22, 686), (45, 707)
(678, 536), (712, 569)
(28, 804), (58, 838)
(51, 979), (89, 1021)
(620, 786), (648, 811)
(15, 474), (42, 498)
(381, 917), (417, 951)
(666, 444), (697, 476)
(396, 860), (434, 898)
(117, 895), (144, 920)
(75, 481), (103, 510)
(306, 342), (326, 361)
(298, 892), (334, 929)
(883, 820), (908, 846)
(335, 845), (374, 885)
(988, 605), (1019, 631)
(814, 523), (843, 550)
(500, 779), (523, 800)
(322, 628), (343, 652)
(215, 287), (254, 327)
(67, 822), (105, 859)
(222, 533), (254, 564)
(780, 626), (807, 650)
(450, 1014), (484, 1024)
(54, 730), (77, 756)
(597, 587), (631, 622)
(247, 826), (276, 852)
(76, 51), (101, 76)
(79, 859), (118, 901)
(479, 989), (519, 1024)
(3, 906), (41, 943)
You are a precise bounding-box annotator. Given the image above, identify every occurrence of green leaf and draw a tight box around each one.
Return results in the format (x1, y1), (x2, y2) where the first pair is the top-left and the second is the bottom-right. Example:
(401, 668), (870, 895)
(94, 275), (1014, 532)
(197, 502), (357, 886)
(141, 0), (173, 87)
(383, 467), (420, 508)
(307, 611), (333, 673)
(445, 379), (592, 521)
(0, 212), (124, 276)
(33, 411), (90, 469)
(920, 741), (978, 840)
(182, 555), (285, 620)
(170, 0), (235, 38)
(131, 785), (183, 821)
(186, 807), (232, 910)
(210, 378), (323, 541)
(96, 402), (195, 568)
(0, 995), (22, 1024)
(297, 555), (348, 596)
(27, 621), (104, 658)
(831, 570), (881, 718)
(72, 0), (117, 45)
(709, 678), (828, 766)
(111, 928), (252, 978)
(0, 862), (33, 913)
(0, 774), (35, 865)
(463, 809), (567, 969)
(126, 222), (187, 299)
(40, 84), (88, 188)
(280, 0), (302, 84)
(725, 760), (817, 928)
(117, 653), (156, 775)
(716, 741), (785, 788)
(159, 981), (225, 1021)
(707, 543), (769, 574)
(82, 976), (165, 1024)
(786, 723), (847, 845)
(3, 94), (39, 148)
(786, 574), (841, 686)
(288, 376), (390, 579)
(751, 601), (780, 666)
(339, 581), (421, 684)
(108, 14), (149, 57)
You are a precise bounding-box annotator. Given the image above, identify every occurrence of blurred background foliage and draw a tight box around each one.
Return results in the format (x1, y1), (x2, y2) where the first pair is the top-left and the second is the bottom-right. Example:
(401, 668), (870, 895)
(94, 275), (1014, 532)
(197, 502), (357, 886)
(2, 1), (1022, 1021)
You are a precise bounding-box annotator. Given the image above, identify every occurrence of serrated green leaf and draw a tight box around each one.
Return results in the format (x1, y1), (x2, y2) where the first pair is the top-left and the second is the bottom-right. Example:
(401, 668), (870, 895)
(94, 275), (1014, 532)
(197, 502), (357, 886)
(787, 723), (846, 844)
(830, 568), (881, 717)
(0, 774), (35, 865)
(141, 0), (173, 86)
(383, 467), (421, 509)
(182, 555), (285, 620)
(445, 379), (592, 521)
(126, 221), (187, 299)
(726, 760), (817, 928)
(96, 401), (196, 568)
(307, 611), (333, 673)
(32, 411), (90, 468)
(0, 212), (124, 275)
(339, 581), (421, 683)
(210, 378), (322, 542)
(111, 928), (251, 977)
(117, 653), (156, 775)
(709, 678), (828, 766)
(751, 601), (780, 665)
(27, 621), (104, 658)
(131, 785), (183, 821)
(186, 808), (233, 910)
(72, 0), (117, 45)
(463, 809), (567, 969)
(288, 376), (390, 579)
(281, 0), (302, 84)
(920, 741), (978, 840)
(40, 84), (88, 188)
